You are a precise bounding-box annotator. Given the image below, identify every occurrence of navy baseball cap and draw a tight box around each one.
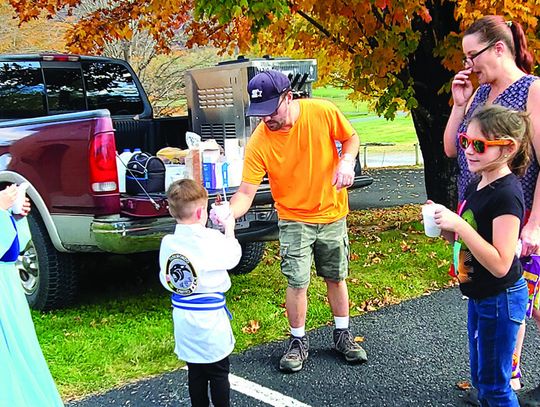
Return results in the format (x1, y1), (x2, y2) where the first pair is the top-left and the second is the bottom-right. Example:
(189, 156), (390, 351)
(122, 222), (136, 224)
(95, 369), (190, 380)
(246, 70), (291, 117)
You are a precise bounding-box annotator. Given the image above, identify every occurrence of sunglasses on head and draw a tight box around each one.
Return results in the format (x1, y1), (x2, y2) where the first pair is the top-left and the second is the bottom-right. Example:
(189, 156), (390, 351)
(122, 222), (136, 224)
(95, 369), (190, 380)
(458, 133), (512, 154)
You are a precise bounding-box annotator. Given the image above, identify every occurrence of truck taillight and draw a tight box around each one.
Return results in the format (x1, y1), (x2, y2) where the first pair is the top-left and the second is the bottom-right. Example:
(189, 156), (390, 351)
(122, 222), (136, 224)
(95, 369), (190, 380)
(41, 54), (80, 62)
(89, 131), (118, 193)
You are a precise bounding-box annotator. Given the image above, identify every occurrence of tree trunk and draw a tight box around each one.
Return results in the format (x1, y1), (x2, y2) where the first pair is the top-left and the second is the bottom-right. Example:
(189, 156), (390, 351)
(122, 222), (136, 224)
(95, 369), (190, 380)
(408, 1), (459, 209)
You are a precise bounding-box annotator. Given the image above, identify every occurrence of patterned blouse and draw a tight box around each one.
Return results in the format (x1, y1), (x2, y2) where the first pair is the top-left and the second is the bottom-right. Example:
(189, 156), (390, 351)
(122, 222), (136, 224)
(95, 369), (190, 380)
(456, 75), (540, 209)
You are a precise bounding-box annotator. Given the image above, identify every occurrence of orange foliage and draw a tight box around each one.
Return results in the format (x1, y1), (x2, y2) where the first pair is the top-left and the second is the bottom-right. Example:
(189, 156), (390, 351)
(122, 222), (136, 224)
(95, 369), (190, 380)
(5, 0), (540, 116)
(0, 0), (68, 53)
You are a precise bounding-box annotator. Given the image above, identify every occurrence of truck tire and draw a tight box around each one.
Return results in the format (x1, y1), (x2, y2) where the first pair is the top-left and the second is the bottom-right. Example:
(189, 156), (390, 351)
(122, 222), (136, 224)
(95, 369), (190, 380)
(16, 211), (78, 310)
(229, 242), (266, 275)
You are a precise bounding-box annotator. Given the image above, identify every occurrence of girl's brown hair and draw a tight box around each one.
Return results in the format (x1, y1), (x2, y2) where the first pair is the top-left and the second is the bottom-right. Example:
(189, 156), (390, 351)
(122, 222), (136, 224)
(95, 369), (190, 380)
(464, 15), (534, 74)
(167, 179), (208, 220)
(470, 105), (532, 176)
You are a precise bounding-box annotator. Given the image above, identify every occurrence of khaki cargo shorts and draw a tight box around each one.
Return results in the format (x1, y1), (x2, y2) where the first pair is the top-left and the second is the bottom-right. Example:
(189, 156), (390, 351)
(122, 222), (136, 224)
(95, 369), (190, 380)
(278, 217), (349, 288)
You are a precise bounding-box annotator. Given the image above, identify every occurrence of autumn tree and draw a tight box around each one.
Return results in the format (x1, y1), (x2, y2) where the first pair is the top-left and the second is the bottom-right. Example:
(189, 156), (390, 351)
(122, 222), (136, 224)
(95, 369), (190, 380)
(7, 0), (540, 206)
(0, 0), (68, 53)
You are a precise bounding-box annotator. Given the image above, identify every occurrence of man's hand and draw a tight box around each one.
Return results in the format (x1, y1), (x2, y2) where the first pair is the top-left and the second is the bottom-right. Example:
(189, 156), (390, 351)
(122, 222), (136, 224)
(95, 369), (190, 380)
(332, 154), (356, 191)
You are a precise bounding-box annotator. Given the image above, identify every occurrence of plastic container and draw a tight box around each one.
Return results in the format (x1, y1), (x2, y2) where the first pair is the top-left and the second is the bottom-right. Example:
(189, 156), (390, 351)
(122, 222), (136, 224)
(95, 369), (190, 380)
(165, 164), (186, 190)
(117, 149), (133, 193)
(227, 159), (243, 187)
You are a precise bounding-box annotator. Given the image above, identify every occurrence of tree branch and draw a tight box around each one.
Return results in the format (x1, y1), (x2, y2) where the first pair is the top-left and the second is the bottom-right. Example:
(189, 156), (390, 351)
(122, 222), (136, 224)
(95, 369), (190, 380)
(291, 5), (358, 54)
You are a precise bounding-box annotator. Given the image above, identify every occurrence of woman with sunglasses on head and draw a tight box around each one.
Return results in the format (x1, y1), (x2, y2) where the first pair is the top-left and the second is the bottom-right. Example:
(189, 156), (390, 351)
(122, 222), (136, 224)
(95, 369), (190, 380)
(436, 105), (531, 406)
(443, 16), (540, 401)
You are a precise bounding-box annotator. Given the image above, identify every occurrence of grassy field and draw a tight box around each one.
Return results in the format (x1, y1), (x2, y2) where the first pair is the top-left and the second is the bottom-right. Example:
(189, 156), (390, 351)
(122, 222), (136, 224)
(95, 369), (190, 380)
(34, 205), (453, 400)
(313, 87), (418, 146)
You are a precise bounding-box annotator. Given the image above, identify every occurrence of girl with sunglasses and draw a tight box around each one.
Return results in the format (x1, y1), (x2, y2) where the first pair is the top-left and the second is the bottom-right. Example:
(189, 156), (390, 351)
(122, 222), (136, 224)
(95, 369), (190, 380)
(434, 105), (531, 406)
(443, 16), (540, 400)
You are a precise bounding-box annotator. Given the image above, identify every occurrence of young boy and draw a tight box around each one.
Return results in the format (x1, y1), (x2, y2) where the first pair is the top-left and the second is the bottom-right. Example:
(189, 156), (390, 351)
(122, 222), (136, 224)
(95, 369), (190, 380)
(159, 179), (241, 407)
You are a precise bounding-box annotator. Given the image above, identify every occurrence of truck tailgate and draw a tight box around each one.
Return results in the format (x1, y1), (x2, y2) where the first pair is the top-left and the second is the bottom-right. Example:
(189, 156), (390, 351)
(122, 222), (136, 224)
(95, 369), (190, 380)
(119, 183), (274, 218)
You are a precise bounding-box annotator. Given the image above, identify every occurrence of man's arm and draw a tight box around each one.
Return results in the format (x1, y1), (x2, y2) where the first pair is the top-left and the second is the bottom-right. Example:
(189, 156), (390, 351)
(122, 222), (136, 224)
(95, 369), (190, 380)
(340, 133), (360, 162)
(230, 181), (259, 219)
(333, 133), (360, 190)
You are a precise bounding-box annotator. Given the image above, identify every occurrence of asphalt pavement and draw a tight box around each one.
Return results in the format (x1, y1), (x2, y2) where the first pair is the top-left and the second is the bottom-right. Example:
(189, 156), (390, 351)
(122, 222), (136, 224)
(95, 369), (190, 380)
(67, 288), (540, 407)
(69, 167), (540, 407)
(349, 167), (426, 210)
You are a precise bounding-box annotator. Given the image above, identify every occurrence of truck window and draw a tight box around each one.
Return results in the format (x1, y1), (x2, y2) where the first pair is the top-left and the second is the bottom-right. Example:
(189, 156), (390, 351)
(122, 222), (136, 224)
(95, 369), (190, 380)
(43, 67), (86, 114)
(0, 61), (46, 119)
(82, 62), (144, 116)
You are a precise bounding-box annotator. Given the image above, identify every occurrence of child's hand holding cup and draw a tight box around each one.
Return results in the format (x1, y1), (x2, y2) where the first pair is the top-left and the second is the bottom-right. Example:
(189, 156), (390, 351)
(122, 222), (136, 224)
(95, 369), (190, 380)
(421, 203), (443, 237)
(211, 201), (232, 226)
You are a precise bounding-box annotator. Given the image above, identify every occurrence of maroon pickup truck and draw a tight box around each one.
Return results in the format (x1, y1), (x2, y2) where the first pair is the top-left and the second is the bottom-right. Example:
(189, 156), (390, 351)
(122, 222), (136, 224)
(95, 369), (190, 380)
(0, 53), (372, 310)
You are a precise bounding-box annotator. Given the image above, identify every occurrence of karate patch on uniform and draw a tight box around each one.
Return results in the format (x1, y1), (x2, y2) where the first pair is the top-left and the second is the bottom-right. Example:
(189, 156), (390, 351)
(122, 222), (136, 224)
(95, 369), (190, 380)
(165, 253), (198, 295)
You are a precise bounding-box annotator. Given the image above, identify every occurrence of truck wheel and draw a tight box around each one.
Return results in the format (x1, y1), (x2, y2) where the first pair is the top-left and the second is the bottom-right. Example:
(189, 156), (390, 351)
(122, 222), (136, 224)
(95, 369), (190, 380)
(229, 242), (266, 275)
(16, 211), (78, 310)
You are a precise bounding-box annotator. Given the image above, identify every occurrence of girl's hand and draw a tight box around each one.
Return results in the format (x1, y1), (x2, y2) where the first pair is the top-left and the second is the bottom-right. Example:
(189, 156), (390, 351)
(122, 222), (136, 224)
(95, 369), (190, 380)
(16, 197), (31, 218)
(434, 205), (463, 233)
(0, 184), (17, 210)
(451, 68), (474, 107)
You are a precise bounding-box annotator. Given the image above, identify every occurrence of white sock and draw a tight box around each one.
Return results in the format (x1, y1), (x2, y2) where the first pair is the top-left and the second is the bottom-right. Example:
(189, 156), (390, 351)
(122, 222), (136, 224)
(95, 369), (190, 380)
(334, 316), (349, 330)
(290, 326), (305, 338)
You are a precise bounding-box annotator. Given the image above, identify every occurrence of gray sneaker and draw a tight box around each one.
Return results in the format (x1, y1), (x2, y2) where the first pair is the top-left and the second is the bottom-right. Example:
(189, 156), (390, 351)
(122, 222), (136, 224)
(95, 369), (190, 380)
(333, 328), (368, 363)
(279, 336), (309, 372)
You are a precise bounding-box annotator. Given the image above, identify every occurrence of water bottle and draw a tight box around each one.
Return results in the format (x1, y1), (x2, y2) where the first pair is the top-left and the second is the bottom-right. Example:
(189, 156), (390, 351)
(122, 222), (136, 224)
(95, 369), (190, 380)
(117, 149), (133, 193)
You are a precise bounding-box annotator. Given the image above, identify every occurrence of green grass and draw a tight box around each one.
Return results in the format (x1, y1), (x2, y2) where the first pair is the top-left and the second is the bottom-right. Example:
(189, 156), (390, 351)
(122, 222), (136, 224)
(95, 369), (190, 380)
(313, 87), (418, 146)
(34, 205), (453, 401)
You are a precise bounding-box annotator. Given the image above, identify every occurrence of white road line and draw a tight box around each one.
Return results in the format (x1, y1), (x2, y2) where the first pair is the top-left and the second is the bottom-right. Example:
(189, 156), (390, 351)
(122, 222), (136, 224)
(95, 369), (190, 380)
(181, 367), (311, 406)
(229, 373), (312, 407)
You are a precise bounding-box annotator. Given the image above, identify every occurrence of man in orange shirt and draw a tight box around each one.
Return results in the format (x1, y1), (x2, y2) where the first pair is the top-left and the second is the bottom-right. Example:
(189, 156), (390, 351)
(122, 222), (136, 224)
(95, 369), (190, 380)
(228, 70), (366, 372)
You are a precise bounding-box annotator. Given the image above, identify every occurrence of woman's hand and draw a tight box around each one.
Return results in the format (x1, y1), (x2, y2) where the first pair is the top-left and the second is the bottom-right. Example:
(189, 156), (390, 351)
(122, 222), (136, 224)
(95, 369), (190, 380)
(0, 184), (17, 211)
(520, 222), (540, 256)
(451, 68), (474, 107)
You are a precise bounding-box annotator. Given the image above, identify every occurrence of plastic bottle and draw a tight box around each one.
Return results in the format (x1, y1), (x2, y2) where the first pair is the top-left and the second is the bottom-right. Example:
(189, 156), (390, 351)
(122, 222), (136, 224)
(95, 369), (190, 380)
(117, 149), (133, 193)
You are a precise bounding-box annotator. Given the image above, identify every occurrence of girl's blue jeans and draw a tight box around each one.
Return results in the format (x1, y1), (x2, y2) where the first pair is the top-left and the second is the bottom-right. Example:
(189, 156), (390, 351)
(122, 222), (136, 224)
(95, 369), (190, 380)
(468, 277), (528, 407)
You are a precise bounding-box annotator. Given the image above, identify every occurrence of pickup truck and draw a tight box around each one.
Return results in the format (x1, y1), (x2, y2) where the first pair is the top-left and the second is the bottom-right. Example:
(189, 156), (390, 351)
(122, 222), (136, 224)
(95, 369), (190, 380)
(0, 54), (373, 310)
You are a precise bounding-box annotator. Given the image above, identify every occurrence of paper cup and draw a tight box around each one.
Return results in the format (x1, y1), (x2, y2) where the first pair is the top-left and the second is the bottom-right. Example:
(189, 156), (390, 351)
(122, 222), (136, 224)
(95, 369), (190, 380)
(11, 182), (29, 214)
(422, 204), (441, 237)
(211, 201), (231, 225)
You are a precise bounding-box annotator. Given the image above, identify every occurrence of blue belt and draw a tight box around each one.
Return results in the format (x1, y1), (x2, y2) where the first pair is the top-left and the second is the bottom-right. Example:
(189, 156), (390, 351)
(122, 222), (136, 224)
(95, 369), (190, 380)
(171, 292), (232, 319)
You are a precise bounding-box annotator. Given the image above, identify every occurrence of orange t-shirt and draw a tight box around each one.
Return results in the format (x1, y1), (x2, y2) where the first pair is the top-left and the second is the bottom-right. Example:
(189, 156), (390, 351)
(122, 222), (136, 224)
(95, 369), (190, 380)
(242, 98), (357, 223)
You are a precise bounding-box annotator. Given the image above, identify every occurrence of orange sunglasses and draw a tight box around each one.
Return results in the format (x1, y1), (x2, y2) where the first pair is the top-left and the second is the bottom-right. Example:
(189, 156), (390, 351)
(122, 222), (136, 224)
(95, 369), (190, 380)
(458, 133), (512, 154)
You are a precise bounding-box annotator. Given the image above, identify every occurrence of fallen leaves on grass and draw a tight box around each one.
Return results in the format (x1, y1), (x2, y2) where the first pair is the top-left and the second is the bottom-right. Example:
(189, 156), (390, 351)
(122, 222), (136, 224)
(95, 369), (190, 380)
(241, 320), (261, 334)
(348, 204), (421, 236)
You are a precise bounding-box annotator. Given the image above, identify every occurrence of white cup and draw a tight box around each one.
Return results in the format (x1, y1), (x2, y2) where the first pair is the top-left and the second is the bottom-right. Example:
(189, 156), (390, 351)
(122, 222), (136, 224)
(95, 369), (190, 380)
(211, 201), (231, 225)
(422, 204), (441, 237)
(11, 182), (30, 214)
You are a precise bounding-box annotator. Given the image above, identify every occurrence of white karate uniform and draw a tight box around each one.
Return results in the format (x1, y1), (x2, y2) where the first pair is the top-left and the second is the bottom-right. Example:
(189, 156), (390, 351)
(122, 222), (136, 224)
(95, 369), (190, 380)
(159, 223), (241, 363)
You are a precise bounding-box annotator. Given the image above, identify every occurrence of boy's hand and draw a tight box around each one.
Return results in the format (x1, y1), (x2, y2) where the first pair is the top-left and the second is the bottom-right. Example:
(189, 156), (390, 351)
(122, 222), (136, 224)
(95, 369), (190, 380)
(214, 208), (233, 226)
(0, 184), (17, 211)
